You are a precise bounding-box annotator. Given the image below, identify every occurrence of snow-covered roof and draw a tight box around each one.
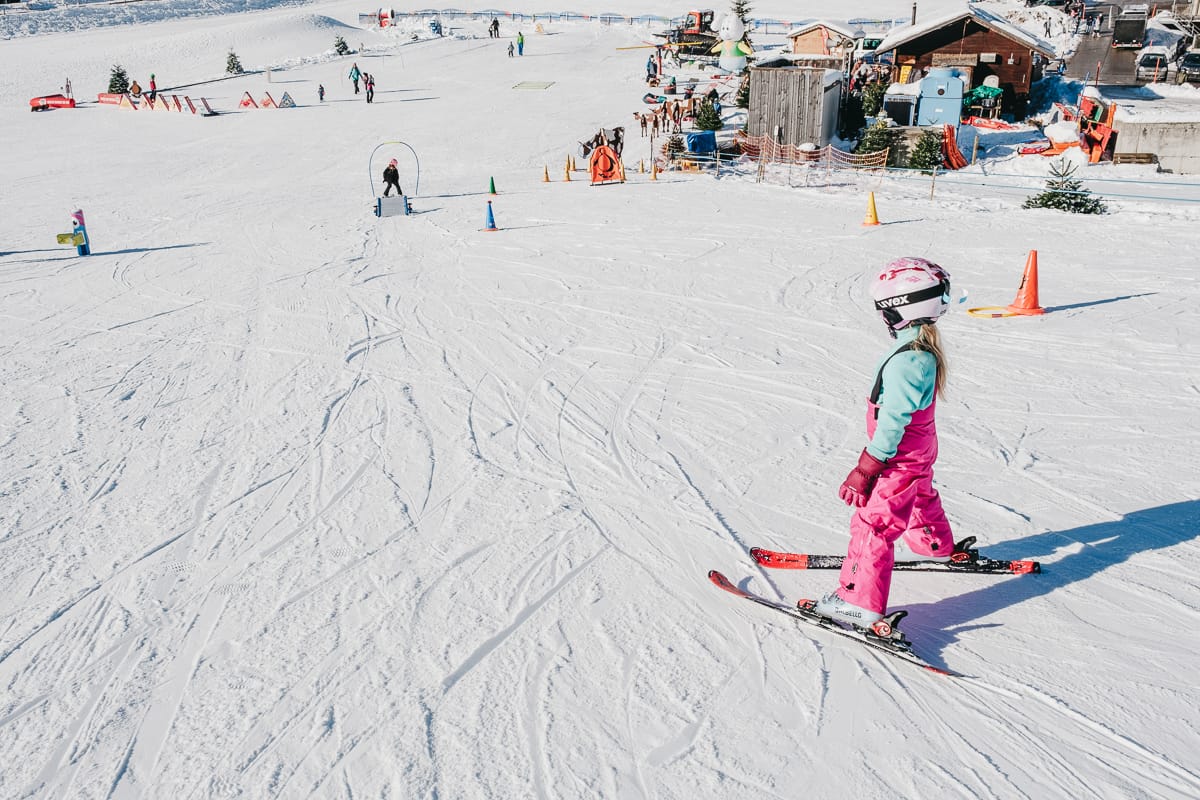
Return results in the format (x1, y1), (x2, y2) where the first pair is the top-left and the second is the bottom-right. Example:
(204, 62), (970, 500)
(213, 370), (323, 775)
(874, 5), (1057, 59)
(785, 20), (856, 41)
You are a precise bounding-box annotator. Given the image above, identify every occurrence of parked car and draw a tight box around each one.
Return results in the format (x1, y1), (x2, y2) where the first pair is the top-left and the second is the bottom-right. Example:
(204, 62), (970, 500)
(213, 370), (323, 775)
(1135, 47), (1174, 82)
(1178, 50), (1200, 82)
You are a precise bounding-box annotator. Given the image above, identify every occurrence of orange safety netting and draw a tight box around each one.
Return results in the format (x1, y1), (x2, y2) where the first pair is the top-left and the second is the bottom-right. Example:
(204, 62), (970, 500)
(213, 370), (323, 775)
(735, 131), (889, 170)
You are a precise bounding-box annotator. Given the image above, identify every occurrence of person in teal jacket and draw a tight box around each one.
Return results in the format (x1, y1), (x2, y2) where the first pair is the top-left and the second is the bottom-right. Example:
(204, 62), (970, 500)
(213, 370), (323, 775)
(808, 257), (957, 631)
(349, 62), (361, 94)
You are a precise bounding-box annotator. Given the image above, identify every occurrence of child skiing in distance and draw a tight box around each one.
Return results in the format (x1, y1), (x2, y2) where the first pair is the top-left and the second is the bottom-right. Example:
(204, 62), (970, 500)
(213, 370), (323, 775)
(318, 84), (325, 102)
(349, 62), (361, 94)
(382, 159), (402, 196)
(507, 41), (514, 58)
(148, 74), (157, 102)
(806, 258), (956, 632)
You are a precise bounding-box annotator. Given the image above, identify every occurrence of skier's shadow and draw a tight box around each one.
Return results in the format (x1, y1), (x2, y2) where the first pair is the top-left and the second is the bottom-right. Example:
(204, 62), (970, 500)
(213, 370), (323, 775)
(906, 500), (1200, 661)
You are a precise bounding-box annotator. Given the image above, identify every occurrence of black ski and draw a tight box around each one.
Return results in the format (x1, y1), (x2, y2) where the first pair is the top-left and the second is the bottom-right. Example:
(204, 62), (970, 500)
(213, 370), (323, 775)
(708, 570), (963, 677)
(750, 536), (1040, 575)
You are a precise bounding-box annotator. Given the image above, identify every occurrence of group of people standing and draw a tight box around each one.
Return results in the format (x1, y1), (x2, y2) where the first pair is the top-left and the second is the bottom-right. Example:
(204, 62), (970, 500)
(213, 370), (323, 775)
(347, 63), (376, 103)
(506, 31), (525, 57)
(127, 73), (158, 102)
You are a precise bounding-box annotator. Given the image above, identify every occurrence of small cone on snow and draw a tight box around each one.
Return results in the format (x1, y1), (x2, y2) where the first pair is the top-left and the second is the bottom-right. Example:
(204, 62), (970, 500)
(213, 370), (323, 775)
(484, 200), (499, 232)
(570, 156), (577, 171)
(639, 159), (644, 173)
(1006, 250), (1046, 315)
(863, 192), (881, 226)
(488, 176), (497, 195)
(542, 165), (550, 182)
(651, 161), (658, 181)
(564, 164), (572, 182)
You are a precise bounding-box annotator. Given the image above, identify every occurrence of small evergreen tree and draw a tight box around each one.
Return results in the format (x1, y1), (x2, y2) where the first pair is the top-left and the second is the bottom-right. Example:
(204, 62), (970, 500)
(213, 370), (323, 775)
(861, 80), (888, 117)
(1023, 159), (1106, 214)
(855, 117), (898, 157)
(665, 134), (685, 157)
(908, 127), (944, 173)
(334, 36), (350, 56)
(226, 50), (244, 75)
(731, 0), (753, 48)
(108, 64), (130, 94)
(735, 75), (750, 109)
(694, 98), (722, 131)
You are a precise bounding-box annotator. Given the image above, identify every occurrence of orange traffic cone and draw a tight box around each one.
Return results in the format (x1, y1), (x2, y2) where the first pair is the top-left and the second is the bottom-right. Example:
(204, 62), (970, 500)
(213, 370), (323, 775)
(542, 165), (550, 182)
(1006, 250), (1045, 315)
(564, 164), (572, 182)
(650, 161), (658, 181)
(862, 192), (881, 226)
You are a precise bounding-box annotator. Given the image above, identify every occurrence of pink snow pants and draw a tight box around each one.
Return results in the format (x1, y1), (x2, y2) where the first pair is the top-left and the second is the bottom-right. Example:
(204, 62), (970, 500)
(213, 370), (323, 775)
(837, 399), (954, 614)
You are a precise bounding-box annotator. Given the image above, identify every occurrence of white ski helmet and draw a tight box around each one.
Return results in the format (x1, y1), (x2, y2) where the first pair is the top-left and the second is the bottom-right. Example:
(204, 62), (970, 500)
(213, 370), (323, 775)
(871, 257), (951, 337)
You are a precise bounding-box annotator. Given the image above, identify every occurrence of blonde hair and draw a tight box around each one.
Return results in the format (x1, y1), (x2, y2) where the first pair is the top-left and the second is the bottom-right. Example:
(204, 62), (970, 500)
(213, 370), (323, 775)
(911, 324), (948, 399)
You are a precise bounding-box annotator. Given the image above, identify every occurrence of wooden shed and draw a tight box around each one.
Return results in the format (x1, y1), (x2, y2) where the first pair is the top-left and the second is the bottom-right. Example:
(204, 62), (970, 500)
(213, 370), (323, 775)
(746, 64), (843, 147)
(786, 21), (857, 59)
(873, 6), (1056, 117)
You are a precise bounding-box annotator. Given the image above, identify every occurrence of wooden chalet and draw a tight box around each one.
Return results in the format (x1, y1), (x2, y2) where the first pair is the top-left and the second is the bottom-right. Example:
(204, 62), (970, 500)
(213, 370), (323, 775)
(786, 21), (857, 59)
(873, 6), (1057, 117)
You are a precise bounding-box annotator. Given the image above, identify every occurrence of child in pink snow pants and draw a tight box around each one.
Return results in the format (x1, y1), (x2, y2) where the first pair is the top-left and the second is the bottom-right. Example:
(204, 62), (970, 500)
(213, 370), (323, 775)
(814, 257), (956, 629)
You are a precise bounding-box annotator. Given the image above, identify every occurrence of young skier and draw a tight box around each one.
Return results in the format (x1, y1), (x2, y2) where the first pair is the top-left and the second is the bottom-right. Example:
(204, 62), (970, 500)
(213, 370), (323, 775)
(318, 84), (325, 102)
(349, 62), (361, 94)
(382, 159), (402, 196)
(807, 257), (956, 631)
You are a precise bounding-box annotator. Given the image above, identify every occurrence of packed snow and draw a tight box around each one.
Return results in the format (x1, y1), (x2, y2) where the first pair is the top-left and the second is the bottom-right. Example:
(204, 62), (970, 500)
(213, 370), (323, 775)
(3, 1), (1200, 798)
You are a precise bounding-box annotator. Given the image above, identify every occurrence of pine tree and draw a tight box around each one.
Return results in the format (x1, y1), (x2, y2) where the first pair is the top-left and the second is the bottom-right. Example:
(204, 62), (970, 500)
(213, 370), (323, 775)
(908, 127), (944, 173)
(665, 134), (685, 157)
(694, 98), (722, 131)
(1023, 159), (1106, 214)
(226, 50), (244, 76)
(735, 74), (750, 109)
(731, 0), (753, 48)
(108, 64), (130, 94)
(855, 117), (898, 160)
(861, 80), (888, 118)
(334, 36), (350, 56)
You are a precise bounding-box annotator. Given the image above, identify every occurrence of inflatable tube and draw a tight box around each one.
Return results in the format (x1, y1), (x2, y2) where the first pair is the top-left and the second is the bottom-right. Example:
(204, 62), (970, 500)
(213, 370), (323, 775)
(30, 94), (76, 111)
(642, 93), (667, 105)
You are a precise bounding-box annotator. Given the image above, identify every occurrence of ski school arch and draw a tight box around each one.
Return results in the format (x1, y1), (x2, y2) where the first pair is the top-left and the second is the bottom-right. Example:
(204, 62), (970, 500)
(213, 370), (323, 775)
(368, 141), (420, 197)
(368, 141), (421, 217)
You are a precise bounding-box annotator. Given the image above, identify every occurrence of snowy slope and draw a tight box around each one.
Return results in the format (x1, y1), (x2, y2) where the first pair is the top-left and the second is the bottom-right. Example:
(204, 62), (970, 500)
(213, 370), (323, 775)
(3, 2), (1200, 799)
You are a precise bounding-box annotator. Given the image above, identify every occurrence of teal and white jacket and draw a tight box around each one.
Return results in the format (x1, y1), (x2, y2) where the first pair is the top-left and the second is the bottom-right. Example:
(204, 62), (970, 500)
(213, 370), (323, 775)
(865, 325), (939, 463)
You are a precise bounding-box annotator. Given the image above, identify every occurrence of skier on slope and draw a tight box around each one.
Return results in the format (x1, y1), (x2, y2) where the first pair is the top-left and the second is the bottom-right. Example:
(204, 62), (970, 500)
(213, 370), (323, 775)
(807, 258), (957, 631)
(382, 158), (402, 196)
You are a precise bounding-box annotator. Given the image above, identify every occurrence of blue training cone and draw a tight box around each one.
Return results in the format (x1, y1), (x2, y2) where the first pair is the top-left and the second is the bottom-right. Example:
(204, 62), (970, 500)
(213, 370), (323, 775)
(484, 200), (499, 232)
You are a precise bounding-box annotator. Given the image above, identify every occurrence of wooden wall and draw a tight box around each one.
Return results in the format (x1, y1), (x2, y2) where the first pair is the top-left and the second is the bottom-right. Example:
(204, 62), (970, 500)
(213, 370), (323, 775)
(747, 68), (840, 147)
(789, 29), (854, 57)
(892, 20), (1048, 114)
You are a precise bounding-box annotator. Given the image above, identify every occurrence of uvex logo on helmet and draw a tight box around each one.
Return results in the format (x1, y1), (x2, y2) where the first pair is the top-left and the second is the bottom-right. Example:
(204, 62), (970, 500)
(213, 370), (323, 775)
(875, 295), (909, 309)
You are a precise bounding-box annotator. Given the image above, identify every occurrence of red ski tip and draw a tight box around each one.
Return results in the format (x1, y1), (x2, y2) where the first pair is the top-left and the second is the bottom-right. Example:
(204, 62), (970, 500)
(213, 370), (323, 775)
(1011, 560), (1040, 574)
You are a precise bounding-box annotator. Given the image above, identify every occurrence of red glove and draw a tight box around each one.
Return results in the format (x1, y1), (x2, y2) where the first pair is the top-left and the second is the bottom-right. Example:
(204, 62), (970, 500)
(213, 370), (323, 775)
(839, 449), (887, 507)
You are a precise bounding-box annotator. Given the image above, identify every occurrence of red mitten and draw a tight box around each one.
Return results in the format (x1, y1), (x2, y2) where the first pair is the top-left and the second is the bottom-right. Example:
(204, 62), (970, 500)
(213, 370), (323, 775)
(838, 449), (887, 507)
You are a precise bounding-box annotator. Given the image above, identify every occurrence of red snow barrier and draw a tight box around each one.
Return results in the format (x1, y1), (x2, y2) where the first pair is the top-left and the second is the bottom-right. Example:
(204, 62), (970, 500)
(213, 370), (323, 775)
(942, 125), (968, 170)
(30, 94), (75, 111)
